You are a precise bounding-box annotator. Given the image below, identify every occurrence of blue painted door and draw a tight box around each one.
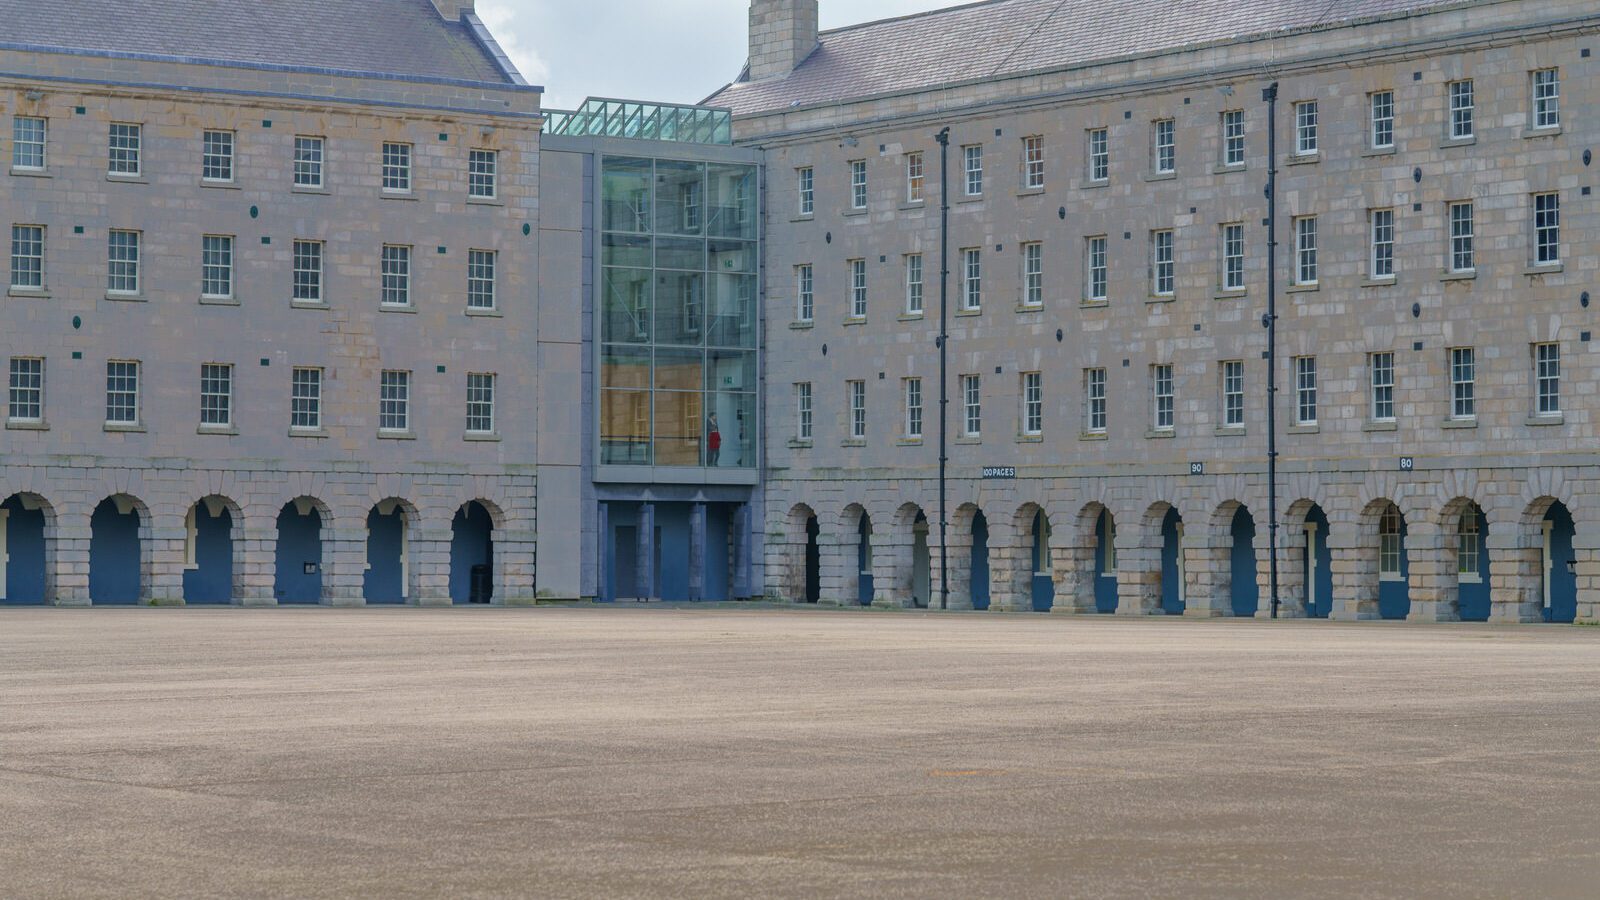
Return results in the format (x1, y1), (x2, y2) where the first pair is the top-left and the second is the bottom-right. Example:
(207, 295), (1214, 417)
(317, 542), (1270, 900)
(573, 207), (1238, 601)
(706, 504), (732, 601)
(3, 497), (47, 604)
(1160, 509), (1184, 616)
(970, 512), (990, 611)
(1378, 513), (1411, 620)
(89, 500), (140, 605)
(1031, 512), (1055, 612)
(275, 504), (323, 604)
(612, 524), (638, 600)
(182, 505), (233, 604)
(364, 507), (406, 604)
(1546, 504), (1577, 624)
(1458, 507), (1491, 622)
(804, 517), (820, 603)
(1230, 508), (1259, 617)
(1305, 507), (1333, 619)
(450, 502), (495, 604)
(857, 517), (874, 605)
(1094, 510), (1119, 613)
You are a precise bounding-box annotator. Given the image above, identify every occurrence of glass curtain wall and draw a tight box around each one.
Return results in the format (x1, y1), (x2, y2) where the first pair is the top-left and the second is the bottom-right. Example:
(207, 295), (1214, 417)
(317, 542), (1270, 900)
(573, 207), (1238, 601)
(601, 156), (758, 468)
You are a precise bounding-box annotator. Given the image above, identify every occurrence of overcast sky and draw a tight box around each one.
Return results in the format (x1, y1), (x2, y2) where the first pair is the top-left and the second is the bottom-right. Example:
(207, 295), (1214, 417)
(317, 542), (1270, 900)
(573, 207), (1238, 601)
(476, 1), (972, 109)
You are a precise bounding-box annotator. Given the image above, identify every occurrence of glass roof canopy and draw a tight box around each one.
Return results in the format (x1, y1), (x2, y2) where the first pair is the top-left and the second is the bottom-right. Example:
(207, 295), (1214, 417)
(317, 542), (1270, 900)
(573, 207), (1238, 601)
(544, 98), (734, 145)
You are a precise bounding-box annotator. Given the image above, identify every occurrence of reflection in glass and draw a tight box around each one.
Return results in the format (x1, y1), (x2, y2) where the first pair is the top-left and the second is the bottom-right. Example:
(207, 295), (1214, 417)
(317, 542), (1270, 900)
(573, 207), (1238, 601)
(601, 389), (651, 465)
(655, 160), (705, 237)
(603, 268), (652, 343)
(705, 349), (756, 394)
(707, 164), (757, 239)
(601, 232), (652, 269)
(655, 272), (704, 346)
(602, 158), (654, 233)
(705, 391), (757, 468)
(653, 347), (703, 392)
(653, 391), (704, 466)
(601, 345), (651, 389)
(656, 236), (705, 272)
(706, 273), (756, 348)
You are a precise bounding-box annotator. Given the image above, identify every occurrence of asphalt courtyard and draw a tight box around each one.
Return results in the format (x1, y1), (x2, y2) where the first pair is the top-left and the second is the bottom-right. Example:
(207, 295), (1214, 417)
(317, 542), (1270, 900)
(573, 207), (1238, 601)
(2, 608), (1598, 899)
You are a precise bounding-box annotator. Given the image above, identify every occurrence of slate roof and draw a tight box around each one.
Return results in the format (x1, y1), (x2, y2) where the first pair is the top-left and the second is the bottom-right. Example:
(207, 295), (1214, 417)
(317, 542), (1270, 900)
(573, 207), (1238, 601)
(0, 0), (520, 85)
(709, 0), (1473, 115)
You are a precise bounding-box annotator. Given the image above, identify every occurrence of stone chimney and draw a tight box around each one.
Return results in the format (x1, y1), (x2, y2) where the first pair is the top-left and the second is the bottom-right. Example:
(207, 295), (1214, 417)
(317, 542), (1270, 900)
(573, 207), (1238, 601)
(429, 0), (473, 21)
(747, 0), (819, 82)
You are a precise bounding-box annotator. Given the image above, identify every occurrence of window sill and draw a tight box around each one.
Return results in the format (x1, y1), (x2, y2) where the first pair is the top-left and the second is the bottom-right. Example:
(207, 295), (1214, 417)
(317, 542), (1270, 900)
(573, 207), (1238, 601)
(1360, 277), (1397, 289)
(897, 201), (928, 213)
(1079, 432), (1108, 442)
(842, 316), (866, 327)
(1145, 429), (1175, 440)
(1017, 433), (1044, 443)
(380, 192), (418, 201)
(377, 430), (417, 440)
(199, 296), (240, 306)
(1214, 426), (1246, 437)
(898, 312), (925, 322)
(1286, 153), (1320, 166)
(1080, 298), (1109, 309)
(1458, 574), (1483, 585)
(1015, 186), (1045, 198)
(842, 208), (867, 218)
(790, 320), (814, 330)
(7, 288), (49, 299)
(840, 438), (866, 448)
(791, 213), (814, 223)
(1141, 171), (1177, 183)
(5, 420), (48, 431)
(1286, 283), (1320, 294)
(1523, 125), (1562, 140)
(1440, 135), (1477, 149)
(1364, 421), (1398, 432)
(956, 194), (984, 204)
(104, 423), (146, 433)
(1015, 303), (1044, 314)
(787, 440), (812, 450)
(105, 174), (148, 184)
(1524, 263), (1563, 276)
(1211, 163), (1247, 175)
(955, 308), (982, 318)
(1379, 574), (1406, 584)
(9, 167), (51, 178)
(1287, 424), (1320, 435)
(1526, 414), (1564, 427)
(105, 292), (145, 302)
(291, 185), (329, 195)
(289, 427), (329, 438)
(1361, 146), (1397, 158)
(898, 437), (924, 446)
(294, 300), (333, 310)
(467, 197), (504, 207)
(1441, 418), (1478, 430)
(464, 432), (501, 442)
(953, 436), (982, 445)
(1441, 270), (1477, 282)
(1081, 179), (1109, 191)
(465, 307), (502, 318)
(200, 180), (241, 191)
(198, 425), (239, 436)
(1214, 289), (1247, 300)
(1147, 295), (1175, 305)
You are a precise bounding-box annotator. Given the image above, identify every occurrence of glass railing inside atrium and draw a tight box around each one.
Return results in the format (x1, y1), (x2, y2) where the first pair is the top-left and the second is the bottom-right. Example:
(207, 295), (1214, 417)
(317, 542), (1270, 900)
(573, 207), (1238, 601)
(544, 99), (733, 145)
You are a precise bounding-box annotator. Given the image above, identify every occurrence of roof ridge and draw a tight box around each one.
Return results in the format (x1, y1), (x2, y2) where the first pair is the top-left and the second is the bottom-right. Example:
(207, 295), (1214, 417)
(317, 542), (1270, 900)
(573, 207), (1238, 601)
(814, 0), (1022, 39)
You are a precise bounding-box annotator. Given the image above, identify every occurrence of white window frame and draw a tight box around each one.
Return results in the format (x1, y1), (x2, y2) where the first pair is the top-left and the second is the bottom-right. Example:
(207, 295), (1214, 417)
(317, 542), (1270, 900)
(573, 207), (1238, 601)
(1221, 360), (1244, 428)
(10, 224), (44, 291)
(467, 249), (497, 310)
(1450, 347), (1476, 420)
(290, 367), (323, 431)
(961, 374), (981, 437)
(1535, 342), (1560, 417)
(107, 122), (141, 177)
(1086, 236), (1107, 302)
(1152, 229), (1175, 296)
(1295, 101), (1319, 156)
(1294, 216), (1318, 286)
(1022, 136), (1045, 189)
(468, 149), (498, 200)
(1370, 351), (1396, 423)
(1533, 192), (1560, 266)
(381, 244), (411, 308)
(1152, 364), (1174, 432)
(1222, 223), (1245, 291)
(1085, 368), (1107, 434)
(1449, 202), (1475, 273)
(1021, 241), (1043, 308)
(1370, 208), (1395, 280)
(199, 363), (233, 428)
(381, 141), (412, 193)
(849, 160), (867, 210)
(1221, 110), (1245, 167)
(905, 153), (924, 203)
(1458, 511), (1482, 583)
(294, 136), (325, 188)
(12, 116), (46, 171)
(202, 130), (235, 183)
(796, 264), (814, 322)
(962, 144), (984, 196)
(1449, 80), (1474, 140)
(1153, 119), (1175, 174)
(849, 258), (867, 319)
(905, 377), (923, 439)
(1087, 128), (1109, 182)
(105, 360), (140, 425)
(201, 234), (234, 300)
(466, 372), (496, 434)
(1022, 371), (1043, 436)
(293, 239), (323, 304)
(1294, 356), (1318, 426)
(1532, 68), (1560, 130)
(1369, 91), (1395, 150)
(962, 248), (981, 311)
(797, 167), (814, 215)
(107, 229), (140, 295)
(796, 382), (813, 441)
(379, 369), (411, 433)
(7, 357), (43, 423)
(1379, 506), (1404, 580)
(905, 254), (924, 315)
(848, 380), (866, 440)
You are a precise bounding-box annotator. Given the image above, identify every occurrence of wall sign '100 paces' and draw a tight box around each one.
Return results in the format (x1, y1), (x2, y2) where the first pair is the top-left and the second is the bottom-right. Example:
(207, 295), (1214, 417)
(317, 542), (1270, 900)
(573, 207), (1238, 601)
(982, 467), (1017, 480)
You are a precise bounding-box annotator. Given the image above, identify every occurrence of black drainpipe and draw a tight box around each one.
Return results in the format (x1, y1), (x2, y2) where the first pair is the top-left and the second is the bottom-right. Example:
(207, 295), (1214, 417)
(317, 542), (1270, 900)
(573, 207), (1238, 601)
(935, 126), (951, 610)
(1263, 83), (1281, 619)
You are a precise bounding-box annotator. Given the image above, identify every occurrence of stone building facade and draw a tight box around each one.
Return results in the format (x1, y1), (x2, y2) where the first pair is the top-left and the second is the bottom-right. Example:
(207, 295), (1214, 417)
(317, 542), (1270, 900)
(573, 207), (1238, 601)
(0, 0), (570, 605)
(711, 0), (1600, 623)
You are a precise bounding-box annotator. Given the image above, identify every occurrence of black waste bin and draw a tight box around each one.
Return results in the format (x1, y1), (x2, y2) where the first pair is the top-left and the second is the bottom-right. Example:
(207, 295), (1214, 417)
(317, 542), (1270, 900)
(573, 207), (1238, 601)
(469, 564), (493, 604)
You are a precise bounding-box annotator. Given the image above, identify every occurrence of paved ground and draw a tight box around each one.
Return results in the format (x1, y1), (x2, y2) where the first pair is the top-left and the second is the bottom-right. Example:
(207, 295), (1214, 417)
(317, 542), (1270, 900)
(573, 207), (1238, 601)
(2, 608), (1598, 899)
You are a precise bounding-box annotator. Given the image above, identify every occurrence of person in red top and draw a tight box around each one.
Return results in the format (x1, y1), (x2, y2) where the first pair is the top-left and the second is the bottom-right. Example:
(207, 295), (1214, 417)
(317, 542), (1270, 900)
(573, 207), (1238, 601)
(706, 413), (721, 467)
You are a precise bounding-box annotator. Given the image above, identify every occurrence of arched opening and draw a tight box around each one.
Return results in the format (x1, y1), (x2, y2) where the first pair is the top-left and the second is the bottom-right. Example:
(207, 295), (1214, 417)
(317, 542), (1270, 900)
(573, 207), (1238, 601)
(363, 499), (412, 605)
(1543, 502), (1577, 623)
(804, 514), (820, 603)
(856, 512), (874, 606)
(911, 511), (931, 608)
(970, 510), (991, 611)
(1377, 502), (1410, 620)
(1159, 507), (1184, 615)
(1449, 501), (1490, 622)
(89, 495), (143, 605)
(451, 501), (497, 604)
(182, 496), (237, 605)
(275, 498), (324, 604)
(1230, 506), (1259, 617)
(1094, 508), (1118, 613)
(1031, 509), (1054, 612)
(1301, 504), (1332, 619)
(1, 493), (50, 605)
